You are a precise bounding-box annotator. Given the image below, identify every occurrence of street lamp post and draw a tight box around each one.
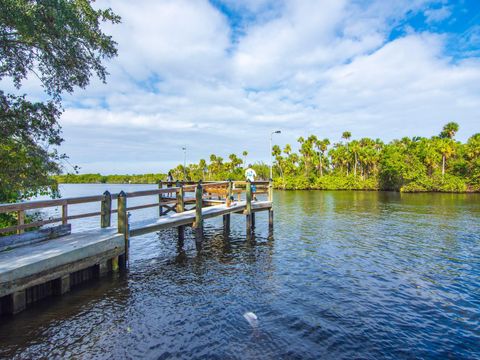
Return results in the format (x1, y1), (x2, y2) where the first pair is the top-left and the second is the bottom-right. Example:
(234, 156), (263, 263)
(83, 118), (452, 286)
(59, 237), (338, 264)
(182, 146), (187, 180)
(270, 130), (281, 180)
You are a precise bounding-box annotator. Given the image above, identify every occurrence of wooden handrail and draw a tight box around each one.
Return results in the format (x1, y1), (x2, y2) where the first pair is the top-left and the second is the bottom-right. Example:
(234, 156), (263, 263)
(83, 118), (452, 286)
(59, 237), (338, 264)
(0, 179), (270, 234)
(125, 187), (180, 198)
(0, 188), (181, 214)
(232, 181), (269, 186)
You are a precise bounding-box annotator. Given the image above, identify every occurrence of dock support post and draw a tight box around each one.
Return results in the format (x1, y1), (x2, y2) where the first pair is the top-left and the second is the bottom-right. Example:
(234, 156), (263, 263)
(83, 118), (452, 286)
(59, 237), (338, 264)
(223, 180), (232, 238)
(118, 191), (129, 268)
(194, 181), (203, 246)
(101, 190), (112, 228)
(10, 291), (26, 314)
(112, 256), (120, 272)
(54, 275), (71, 295)
(97, 260), (110, 277)
(177, 184), (185, 247)
(268, 178), (274, 235)
(246, 180), (253, 240)
(223, 214), (230, 237)
(158, 180), (163, 216)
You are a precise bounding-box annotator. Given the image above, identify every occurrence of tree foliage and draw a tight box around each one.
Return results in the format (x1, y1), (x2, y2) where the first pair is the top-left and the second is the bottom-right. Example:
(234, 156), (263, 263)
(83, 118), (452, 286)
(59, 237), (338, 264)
(60, 124), (480, 193)
(1, 0), (120, 97)
(0, 0), (119, 203)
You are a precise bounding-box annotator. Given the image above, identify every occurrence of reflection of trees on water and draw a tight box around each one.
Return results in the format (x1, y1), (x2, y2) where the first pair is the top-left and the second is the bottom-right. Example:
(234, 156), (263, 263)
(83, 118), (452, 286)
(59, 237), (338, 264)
(128, 221), (276, 291)
(273, 190), (480, 281)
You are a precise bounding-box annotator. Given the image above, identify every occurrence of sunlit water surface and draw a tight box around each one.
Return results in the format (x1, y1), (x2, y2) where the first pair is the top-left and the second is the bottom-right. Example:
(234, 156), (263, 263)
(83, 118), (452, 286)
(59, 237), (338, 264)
(0, 184), (479, 359)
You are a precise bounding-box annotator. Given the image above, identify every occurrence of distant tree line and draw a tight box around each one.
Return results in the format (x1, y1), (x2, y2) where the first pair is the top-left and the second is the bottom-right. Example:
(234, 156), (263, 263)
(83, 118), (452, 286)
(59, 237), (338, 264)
(270, 123), (479, 192)
(56, 123), (479, 193)
(55, 173), (166, 184)
(167, 123), (479, 192)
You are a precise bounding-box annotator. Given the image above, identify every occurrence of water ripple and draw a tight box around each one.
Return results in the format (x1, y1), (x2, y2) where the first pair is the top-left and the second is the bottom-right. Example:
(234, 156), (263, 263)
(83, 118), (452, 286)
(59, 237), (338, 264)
(0, 186), (479, 359)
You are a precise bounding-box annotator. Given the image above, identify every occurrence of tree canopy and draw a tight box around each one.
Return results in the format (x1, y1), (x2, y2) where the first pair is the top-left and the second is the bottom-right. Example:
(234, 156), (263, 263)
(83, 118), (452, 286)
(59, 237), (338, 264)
(59, 124), (480, 193)
(0, 0), (119, 203)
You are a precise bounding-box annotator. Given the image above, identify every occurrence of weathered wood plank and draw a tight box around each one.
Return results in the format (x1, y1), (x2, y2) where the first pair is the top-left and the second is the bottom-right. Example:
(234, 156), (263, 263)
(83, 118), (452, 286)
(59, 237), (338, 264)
(62, 204), (68, 225)
(17, 210), (25, 235)
(0, 247), (124, 300)
(125, 188), (178, 198)
(0, 217), (64, 235)
(0, 224), (72, 252)
(129, 201), (271, 237)
(0, 228), (124, 297)
(101, 191), (112, 228)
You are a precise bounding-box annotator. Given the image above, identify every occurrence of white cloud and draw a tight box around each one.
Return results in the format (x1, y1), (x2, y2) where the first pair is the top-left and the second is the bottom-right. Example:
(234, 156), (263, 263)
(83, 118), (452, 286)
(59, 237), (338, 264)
(424, 5), (452, 24)
(53, 0), (480, 173)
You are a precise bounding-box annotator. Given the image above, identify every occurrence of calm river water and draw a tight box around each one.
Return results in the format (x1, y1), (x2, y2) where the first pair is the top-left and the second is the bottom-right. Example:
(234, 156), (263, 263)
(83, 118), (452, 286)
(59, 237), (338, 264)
(0, 184), (479, 359)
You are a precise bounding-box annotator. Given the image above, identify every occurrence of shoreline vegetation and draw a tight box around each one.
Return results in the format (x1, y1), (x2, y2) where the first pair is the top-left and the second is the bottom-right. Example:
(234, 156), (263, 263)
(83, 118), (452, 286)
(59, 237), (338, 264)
(55, 124), (480, 193)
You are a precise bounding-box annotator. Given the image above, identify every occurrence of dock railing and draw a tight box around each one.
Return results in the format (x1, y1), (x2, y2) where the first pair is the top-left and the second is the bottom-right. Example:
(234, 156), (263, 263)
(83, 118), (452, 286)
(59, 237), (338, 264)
(0, 180), (271, 236)
(0, 180), (274, 316)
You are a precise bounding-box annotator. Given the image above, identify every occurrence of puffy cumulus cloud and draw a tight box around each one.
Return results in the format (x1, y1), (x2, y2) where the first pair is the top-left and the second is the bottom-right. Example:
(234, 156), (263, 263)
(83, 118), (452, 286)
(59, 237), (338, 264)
(102, 0), (231, 80)
(57, 0), (480, 173)
(314, 34), (480, 136)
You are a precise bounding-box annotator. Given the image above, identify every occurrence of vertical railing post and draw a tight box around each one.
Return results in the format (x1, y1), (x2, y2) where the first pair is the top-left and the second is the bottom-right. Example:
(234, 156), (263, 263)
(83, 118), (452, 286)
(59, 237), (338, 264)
(226, 180), (233, 207)
(268, 179), (273, 202)
(176, 185), (185, 213)
(158, 180), (163, 216)
(194, 181), (203, 245)
(61, 203), (68, 225)
(177, 184), (185, 246)
(246, 180), (252, 239)
(167, 181), (172, 199)
(268, 178), (274, 235)
(117, 191), (129, 266)
(101, 190), (112, 228)
(17, 210), (24, 234)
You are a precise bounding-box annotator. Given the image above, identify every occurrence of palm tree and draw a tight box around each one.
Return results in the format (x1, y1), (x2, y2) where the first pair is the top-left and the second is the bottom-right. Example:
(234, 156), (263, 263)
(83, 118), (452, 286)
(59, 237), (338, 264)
(298, 135), (317, 176)
(199, 159), (207, 180)
(440, 122), (459, 139)
(342, 131), (351, 143)
(349, 140), (360, 177)
(272, 144), (283, 178)
(315, 138), (330, 176)
(342, 131), (352, 175)
(242, 150), (248, 167)
(228, 154), (241, 172)
(438, 123), (459, 177)
(438, 138), (456, 178)
(282, 144), (296, 176)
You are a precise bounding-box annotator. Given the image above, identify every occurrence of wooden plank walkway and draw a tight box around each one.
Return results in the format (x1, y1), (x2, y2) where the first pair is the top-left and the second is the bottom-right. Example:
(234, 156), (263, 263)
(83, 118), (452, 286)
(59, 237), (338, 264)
(0, 229), (124, 297)
(130, 200), (271, 237)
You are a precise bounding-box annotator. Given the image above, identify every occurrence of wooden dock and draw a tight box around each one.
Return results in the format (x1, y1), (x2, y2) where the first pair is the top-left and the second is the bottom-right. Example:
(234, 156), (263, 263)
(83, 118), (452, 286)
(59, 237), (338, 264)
(0, 180), (273, 316)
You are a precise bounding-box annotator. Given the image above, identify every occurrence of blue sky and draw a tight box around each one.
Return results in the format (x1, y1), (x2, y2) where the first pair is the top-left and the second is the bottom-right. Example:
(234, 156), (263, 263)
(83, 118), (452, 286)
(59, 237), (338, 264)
(42, 0), (480, 173)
